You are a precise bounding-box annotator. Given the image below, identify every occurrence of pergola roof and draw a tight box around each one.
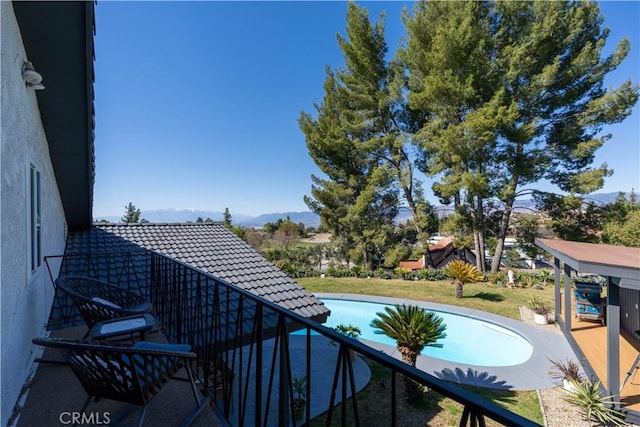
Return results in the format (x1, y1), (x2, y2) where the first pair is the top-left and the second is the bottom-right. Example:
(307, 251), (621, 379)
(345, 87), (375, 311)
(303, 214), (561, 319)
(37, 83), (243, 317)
(535, 238), (640, 289)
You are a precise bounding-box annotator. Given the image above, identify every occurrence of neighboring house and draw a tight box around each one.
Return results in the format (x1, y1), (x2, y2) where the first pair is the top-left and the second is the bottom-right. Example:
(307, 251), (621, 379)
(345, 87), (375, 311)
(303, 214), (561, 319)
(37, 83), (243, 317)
(1, 2), (95, 425)
(399, 237), (476, 270)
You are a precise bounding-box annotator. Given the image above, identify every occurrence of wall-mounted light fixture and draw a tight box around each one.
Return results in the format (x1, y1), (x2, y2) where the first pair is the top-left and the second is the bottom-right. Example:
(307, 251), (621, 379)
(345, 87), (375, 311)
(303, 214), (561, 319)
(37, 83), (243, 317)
(22, 61), (45, 90)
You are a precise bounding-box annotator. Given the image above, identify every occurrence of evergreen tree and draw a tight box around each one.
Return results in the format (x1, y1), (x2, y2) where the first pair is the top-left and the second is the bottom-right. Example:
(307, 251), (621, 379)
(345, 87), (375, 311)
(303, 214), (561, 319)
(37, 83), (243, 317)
(403, 0), (500, 271)
(122, 202), (141, 224)
(223, 208), (232, 226)
(300, 2), (435, 268)
(487, 1), (638, 272)
(402, 1), (638, 272)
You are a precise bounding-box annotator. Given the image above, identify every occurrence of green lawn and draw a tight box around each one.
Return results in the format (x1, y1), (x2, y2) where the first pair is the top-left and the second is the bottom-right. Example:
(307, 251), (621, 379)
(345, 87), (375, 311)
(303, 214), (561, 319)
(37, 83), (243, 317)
(297, 276), (555, 320)
(297, 276), (550, 425)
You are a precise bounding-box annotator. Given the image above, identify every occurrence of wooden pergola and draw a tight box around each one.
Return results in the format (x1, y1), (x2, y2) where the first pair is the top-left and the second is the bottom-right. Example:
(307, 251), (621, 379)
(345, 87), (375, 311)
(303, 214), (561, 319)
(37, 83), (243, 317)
(535, 238), (640, 398)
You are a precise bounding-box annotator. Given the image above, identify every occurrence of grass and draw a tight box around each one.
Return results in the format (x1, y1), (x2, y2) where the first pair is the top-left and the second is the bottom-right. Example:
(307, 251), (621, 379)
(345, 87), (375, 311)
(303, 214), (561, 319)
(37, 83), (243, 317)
(297, 276), (555, 320)
(297, 276), (551, 425)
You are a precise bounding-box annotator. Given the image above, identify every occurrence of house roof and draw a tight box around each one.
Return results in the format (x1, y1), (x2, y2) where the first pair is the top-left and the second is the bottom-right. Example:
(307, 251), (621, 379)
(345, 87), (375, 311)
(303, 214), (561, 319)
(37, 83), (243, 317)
(65, 223), (330, 322)
(535, 238), (640, 289)
(13, 1), (96, 230)
(398, 259), (425, 270)
(430, 237), (455, 267)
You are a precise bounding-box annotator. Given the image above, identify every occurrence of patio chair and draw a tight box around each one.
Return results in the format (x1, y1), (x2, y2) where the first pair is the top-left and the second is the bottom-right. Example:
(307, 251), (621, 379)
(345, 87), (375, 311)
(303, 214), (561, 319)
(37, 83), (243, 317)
(32, 337), (210, 427)
(56, 276), (153, 336)
(574, 281), (606, 326)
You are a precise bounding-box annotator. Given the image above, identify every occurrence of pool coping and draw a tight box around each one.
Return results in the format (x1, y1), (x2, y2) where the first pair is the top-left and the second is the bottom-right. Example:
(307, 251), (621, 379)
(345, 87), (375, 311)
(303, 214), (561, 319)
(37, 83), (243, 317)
(315, 292), (580, 391)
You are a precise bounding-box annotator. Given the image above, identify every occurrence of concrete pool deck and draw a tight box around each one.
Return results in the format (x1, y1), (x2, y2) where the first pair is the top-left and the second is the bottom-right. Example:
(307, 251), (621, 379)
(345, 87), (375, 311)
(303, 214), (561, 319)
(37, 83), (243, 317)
(315, 293), (580, 391)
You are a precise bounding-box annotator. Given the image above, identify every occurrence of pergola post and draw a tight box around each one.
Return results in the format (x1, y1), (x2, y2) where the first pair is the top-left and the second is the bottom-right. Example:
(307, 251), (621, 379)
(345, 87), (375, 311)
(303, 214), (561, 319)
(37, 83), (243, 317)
(607, 277), (621, 400)
(564, 263), (573, 331)
(554, 258), (561, 318)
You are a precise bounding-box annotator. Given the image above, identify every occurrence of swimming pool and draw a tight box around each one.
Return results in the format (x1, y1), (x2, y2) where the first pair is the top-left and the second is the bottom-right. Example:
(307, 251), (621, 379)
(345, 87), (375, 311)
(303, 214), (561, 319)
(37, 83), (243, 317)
(320, 298), (533, 367)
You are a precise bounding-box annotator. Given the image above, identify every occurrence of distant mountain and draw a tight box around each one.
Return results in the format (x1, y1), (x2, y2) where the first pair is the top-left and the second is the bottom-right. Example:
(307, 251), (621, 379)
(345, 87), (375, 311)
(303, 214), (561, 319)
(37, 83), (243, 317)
(93, 192), (628, 227)
(237, 211), (320, 228)
(94, 209), (320, 228)
(95, 208), (252, 225)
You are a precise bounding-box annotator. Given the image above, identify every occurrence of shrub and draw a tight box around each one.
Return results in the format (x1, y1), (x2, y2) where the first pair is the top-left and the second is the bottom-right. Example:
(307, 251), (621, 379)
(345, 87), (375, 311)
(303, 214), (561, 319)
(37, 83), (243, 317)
(562, 380), (627, 426)
(547, 358), (584, 383)
(395, 266), (412, 279)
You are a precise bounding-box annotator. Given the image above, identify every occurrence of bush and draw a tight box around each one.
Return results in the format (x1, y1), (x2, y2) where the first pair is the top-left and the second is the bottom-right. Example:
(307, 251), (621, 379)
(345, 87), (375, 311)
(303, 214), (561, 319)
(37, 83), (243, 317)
(395, 266), (412, 279)
(418, 268), (449, 281)
(486, 271), (507, 286)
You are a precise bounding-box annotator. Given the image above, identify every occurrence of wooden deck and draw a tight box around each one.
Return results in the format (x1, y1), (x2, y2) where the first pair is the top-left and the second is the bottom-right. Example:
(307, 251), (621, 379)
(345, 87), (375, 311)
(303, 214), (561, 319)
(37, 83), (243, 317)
(566, 315), (640, 413)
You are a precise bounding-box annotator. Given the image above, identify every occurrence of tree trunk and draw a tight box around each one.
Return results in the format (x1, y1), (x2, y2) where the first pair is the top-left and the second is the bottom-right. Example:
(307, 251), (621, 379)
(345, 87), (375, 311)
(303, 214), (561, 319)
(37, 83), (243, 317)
(491, 195), (515, 274)
(398, 346), (423, 405)
(454, 279), (464, 298)
(475, 195), (486, 272)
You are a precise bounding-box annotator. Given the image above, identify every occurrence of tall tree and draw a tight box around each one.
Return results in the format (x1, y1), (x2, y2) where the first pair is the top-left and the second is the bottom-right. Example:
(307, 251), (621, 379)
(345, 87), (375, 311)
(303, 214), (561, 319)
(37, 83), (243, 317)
(300, 2), (438, 268)
(487, 0), (638, 272)
(403, 1), (506, 272)
(122, 202), (141, 224)
(403, 1), (638, 273)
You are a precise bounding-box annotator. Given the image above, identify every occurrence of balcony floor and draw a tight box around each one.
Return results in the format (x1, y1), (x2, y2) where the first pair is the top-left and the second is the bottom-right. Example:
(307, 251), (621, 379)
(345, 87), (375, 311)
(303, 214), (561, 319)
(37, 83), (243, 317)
(16, 325), (373, 427)
(16, 326), (220, 427)
(568, 317), (640, 414)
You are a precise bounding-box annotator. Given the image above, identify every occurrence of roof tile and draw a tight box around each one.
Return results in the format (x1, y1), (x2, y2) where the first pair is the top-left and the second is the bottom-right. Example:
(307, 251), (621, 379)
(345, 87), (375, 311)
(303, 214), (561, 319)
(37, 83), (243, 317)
(66, 223), (329, 321)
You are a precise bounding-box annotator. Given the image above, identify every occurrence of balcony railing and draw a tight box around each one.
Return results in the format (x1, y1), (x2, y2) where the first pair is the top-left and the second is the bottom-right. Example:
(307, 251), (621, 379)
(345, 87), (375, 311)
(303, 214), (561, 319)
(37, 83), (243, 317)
(45, 251), (539, 427)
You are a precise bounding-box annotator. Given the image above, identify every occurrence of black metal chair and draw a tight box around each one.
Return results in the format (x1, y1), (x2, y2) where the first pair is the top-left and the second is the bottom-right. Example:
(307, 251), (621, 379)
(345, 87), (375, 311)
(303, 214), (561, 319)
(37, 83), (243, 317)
(32, 337), (210, 427)
(56, 276), (153, 335)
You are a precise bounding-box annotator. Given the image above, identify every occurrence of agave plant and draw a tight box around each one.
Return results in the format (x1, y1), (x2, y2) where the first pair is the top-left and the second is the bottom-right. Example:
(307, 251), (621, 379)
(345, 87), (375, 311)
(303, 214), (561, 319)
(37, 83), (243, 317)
(443, 260), (484, 298)
(562, 379), (627, 426)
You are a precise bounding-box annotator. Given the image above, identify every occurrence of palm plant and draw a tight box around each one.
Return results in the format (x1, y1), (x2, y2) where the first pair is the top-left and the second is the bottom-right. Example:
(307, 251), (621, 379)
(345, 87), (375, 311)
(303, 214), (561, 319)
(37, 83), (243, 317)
(370, 304), (447, 367)
(443, 260), (484, 298)
(370, 304), (446, 405)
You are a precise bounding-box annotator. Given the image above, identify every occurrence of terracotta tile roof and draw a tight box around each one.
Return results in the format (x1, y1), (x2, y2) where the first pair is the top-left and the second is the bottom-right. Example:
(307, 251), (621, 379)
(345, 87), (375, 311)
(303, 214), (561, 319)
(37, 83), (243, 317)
(399, 259), (425, 270)
(65, 223), (329, 322)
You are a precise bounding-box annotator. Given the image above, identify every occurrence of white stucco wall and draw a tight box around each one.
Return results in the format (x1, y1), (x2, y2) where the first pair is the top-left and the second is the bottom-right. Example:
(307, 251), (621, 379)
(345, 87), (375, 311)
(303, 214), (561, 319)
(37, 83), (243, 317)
(1, 3), (68, 425)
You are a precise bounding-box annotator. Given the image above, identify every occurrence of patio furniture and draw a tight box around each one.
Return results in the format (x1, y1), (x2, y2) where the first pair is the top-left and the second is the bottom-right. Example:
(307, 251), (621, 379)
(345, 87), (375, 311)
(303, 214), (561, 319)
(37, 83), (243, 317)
(574, 281), (606, 326)
(56, 276), (154, 336)
(89, 313), (156, 341)
(32, 337), (210, 427)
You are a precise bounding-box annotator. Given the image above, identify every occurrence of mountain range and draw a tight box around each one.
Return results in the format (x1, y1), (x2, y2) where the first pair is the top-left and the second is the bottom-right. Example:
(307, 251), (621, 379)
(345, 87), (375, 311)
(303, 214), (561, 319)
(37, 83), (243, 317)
(94, 192), (627, 228)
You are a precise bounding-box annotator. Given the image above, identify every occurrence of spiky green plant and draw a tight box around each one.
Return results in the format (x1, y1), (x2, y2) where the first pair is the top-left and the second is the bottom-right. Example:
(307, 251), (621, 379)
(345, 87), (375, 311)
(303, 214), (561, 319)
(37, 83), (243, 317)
(562, 380), (627, 426)
(370, 304), (447, 367)
(370, 304), (447, 405)
(334, 323), (362, 338)
(443, 260), (484, 298)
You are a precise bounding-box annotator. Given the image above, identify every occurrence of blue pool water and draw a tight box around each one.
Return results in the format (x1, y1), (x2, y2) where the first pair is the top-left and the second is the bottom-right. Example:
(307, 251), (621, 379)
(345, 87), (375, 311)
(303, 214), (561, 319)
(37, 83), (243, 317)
(318, 299), (533, 367)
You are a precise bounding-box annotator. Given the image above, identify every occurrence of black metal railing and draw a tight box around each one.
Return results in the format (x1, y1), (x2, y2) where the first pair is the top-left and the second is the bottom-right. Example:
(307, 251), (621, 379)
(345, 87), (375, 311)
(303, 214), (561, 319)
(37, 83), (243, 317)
(45, 251), (539, 427)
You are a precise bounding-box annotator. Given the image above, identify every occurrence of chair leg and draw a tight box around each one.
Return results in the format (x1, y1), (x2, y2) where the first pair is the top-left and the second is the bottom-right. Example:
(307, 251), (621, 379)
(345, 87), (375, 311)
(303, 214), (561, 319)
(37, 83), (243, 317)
(181, 365), (210, 427)
(73, 395), (93, 427)
(136, 405), (148, 427)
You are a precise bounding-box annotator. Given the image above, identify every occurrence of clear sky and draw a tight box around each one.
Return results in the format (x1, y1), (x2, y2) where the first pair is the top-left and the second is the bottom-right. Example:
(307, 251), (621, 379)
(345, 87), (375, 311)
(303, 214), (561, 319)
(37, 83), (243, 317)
(92, 1), (640, 218)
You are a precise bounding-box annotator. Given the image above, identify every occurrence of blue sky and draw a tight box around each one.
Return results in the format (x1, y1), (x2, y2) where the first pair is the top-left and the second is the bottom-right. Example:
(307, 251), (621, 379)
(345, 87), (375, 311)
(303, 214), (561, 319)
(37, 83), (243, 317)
(93, 1), (639, 218)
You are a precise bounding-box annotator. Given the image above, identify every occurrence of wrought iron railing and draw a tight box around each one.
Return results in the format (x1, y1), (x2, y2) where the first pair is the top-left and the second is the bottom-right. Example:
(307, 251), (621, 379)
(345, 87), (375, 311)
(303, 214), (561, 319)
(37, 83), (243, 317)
(45, 251), (539, 427)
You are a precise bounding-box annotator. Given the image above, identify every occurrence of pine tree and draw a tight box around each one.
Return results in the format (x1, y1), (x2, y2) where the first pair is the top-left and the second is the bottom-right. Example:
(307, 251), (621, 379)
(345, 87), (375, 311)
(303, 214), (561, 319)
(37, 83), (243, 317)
(121, 202), (141, 224)
(300, 2), (436, 268)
